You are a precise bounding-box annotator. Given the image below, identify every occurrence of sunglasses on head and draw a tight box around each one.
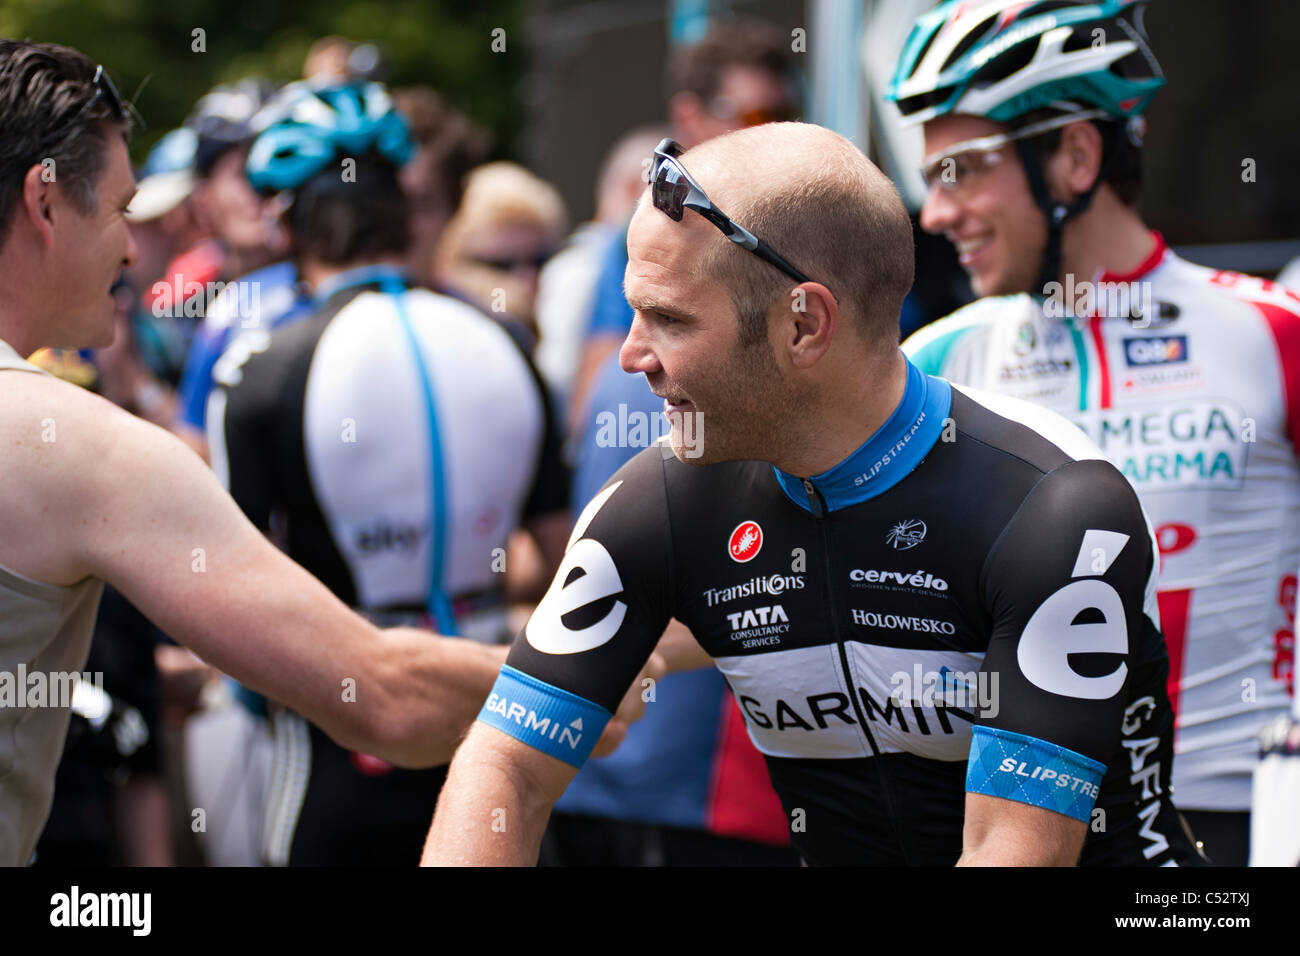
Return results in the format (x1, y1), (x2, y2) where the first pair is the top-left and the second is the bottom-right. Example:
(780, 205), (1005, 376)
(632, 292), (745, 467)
(88, 65), (127, 120)
(649, 137), (815, 288)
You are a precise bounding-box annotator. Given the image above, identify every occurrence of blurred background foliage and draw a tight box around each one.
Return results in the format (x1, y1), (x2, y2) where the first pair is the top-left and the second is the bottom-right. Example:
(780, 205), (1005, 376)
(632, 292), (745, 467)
(0, 0), (524, 163)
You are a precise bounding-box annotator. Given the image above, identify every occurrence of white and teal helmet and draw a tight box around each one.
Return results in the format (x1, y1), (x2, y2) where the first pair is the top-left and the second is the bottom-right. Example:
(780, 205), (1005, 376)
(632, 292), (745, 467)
(886, 0), (1164, 127)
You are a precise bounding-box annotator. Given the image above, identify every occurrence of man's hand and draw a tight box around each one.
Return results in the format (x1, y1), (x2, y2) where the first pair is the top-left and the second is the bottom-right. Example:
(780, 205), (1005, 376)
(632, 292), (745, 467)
(957, 793), (1087, 866)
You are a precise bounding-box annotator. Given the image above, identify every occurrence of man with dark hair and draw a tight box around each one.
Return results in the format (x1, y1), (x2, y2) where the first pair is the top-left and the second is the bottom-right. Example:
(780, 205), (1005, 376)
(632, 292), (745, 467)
(0, 41), (642, 868)
(392, 86), (491, 287)
(423, 122), (1201, 867)
(894, 0), (1300, 865)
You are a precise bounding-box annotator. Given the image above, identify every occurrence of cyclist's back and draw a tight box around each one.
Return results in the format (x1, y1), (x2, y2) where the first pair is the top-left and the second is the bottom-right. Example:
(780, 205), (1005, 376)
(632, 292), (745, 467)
(206, 81), (567, 865)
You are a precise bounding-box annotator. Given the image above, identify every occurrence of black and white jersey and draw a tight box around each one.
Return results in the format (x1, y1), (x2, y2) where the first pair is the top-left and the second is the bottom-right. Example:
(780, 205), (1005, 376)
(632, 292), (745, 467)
(208, 267), (567, 638)
(480, 358), (1202, 865)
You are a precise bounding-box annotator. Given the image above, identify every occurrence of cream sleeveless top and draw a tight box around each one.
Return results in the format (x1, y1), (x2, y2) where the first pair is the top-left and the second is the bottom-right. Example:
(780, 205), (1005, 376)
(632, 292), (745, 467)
(0, 338), (103, 865)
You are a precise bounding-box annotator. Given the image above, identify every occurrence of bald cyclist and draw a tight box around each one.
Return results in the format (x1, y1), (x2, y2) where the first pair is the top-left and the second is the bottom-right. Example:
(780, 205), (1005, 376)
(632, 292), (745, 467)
(422, 122), (1199, 867)
(0, 42), (652, 867)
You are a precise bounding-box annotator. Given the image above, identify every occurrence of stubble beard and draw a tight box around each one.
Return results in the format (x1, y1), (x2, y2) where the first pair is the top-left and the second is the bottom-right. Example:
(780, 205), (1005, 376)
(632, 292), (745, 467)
(672, 336), (788, 466)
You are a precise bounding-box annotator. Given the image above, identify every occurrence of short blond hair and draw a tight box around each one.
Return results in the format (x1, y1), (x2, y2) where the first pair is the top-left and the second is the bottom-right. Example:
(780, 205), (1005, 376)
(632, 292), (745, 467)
(435, 162), (567, 266)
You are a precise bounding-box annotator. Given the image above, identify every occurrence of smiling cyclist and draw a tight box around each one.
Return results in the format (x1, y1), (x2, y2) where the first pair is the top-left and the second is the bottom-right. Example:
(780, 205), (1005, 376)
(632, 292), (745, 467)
(891, 0), (1300, 865)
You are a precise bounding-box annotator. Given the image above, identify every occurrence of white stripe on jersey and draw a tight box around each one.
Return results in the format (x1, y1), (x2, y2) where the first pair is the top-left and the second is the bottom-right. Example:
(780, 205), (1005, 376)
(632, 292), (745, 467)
(301, 289), (544, 606)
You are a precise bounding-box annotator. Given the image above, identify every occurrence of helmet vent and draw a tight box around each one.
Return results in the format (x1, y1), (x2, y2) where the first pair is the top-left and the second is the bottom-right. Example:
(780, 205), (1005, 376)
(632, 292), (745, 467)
(940, 14), (998, 72)
(896, 85), (958, 118)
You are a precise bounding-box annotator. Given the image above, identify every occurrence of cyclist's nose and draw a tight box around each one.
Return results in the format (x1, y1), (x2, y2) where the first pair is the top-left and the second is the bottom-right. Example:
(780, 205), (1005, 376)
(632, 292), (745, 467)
(920, 183), (962, 236)
(620, 314), (661, 376)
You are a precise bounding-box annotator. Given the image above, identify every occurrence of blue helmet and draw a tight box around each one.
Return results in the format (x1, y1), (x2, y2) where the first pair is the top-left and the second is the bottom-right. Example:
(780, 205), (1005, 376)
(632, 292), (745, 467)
(245, 81), (414, 196)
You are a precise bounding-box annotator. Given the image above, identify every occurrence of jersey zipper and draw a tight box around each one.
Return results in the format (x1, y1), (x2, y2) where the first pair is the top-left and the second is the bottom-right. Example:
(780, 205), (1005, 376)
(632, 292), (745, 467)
(806, 486), (915, 864)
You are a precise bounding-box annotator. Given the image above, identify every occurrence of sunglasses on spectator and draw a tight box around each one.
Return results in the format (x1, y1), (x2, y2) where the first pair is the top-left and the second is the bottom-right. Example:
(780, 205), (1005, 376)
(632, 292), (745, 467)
(470, 252), (552, 273)
(707, 96), (798, 128)
(920, 109), (1106, 196)
(649, 137), (815, 288)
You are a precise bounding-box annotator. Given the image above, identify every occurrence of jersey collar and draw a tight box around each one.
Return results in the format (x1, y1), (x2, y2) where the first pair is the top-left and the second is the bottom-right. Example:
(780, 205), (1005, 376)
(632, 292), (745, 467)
(1099, 230), (1167, 284)
(311, 263), (411, 306)
(773, 357), (952, 514)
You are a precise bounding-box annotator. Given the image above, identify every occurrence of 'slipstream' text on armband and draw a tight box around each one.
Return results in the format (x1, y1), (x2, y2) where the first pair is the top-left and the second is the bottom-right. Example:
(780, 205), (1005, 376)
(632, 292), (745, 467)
(965, 725), (1106, 822)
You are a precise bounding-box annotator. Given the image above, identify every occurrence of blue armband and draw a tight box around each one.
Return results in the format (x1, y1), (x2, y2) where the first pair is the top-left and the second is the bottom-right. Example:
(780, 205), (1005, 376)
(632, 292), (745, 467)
(966, 725), (1106, 822)
(476, 665), (611, 768)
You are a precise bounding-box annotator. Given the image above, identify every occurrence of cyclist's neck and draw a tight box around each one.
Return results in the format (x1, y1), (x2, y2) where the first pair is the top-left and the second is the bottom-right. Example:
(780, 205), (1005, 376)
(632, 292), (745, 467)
(769, 347), (909, 479)
(1057, 188), (1158, 286)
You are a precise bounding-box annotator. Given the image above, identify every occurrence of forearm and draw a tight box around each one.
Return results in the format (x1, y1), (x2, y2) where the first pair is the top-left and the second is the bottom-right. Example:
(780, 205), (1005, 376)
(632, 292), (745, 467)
(422, 726), (564, 866)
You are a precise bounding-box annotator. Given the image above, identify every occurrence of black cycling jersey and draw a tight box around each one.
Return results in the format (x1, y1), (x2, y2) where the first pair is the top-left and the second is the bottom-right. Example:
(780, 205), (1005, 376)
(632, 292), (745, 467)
(208, 265), (569, 865)
(481, 358), (1202, 866)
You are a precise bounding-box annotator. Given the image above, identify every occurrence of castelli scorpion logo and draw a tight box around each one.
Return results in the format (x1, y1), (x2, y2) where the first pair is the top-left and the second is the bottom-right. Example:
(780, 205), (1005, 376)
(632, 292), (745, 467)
(728, 521), (763, 563)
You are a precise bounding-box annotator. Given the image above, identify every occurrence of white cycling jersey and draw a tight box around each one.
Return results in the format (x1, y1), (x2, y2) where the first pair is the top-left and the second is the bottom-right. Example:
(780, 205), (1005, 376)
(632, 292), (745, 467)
(904, 233), (1300, 811)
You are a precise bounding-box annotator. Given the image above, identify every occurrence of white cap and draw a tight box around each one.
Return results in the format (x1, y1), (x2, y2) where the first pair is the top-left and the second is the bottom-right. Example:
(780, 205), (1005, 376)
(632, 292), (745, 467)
(126, 169), (196, 222)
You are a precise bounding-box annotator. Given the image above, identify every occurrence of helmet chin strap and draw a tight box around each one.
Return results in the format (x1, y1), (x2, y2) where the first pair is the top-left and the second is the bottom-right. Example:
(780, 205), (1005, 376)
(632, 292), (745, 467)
(1014, 137), (1101, 304)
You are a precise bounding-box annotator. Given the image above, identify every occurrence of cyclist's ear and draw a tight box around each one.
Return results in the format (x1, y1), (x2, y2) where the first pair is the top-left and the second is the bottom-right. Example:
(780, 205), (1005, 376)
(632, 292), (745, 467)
(778, 281), (838, 370)
(1048, 121), (1105, 201)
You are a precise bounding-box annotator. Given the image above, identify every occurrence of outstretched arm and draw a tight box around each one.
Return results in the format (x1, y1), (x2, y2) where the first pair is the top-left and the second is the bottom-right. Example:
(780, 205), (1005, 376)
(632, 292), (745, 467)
(7, 375), (501, 766)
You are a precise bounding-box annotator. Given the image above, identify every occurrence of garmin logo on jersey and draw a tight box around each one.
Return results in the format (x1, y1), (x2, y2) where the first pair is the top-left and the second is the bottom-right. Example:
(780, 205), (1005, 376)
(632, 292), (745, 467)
(887, 519), (926, 550)
(482, 692), (585, 750)
(727, 604), (790, 647)
(849, 569), (948, 593)
(702, 574), (805, 607)
(729, 521), (763, 562)
(1124, 336), (1187, 367)
(526, 482), (626, 655)
(1119, 694), (1174, 860)
(993, 758), (1100, 800)
(738, 685), (975, 737)
(355, 520), (423, 554)
(852, 609), (954, 635)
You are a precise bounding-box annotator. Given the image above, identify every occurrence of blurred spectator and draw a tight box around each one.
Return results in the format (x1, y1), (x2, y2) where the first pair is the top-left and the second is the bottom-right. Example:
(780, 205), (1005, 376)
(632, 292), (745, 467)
(303, 36), (354, 83)
(534, 125), (666, 412)
(569, 17), (799, 428)
(432, 161), (566, 349)
(209, 83), (569, 866)
(393, 86), (491, 287)
(143, 80), (282, 364)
